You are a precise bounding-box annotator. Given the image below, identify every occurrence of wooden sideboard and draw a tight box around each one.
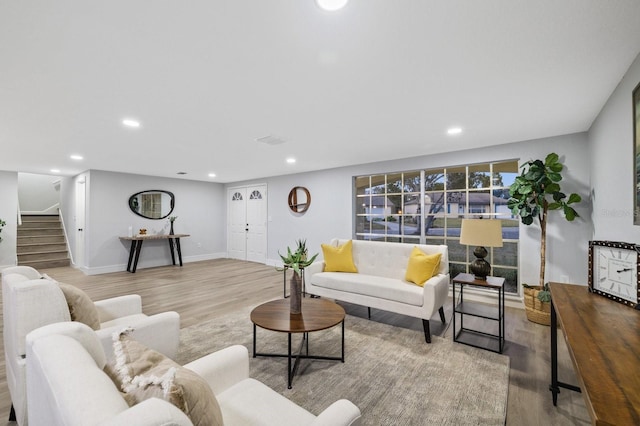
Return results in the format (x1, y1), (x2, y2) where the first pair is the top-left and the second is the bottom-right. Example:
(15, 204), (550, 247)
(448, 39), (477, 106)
(549, 282), (640, 425)
(119, 234), (189, 273)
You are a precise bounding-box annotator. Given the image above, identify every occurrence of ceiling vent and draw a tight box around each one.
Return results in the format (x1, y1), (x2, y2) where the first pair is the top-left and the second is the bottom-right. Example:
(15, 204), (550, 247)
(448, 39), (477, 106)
(256, 135), (286, 146)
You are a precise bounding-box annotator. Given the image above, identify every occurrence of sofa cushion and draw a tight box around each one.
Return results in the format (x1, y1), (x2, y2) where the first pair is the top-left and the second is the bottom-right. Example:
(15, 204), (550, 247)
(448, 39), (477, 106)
(100, 313), (148, 329)
(58, 283), (101, 330)
(106, 329), (223, 426)
(312, 272), (424, 306)
(321, 240), (358, 273)
(217, 378), (315, 425)
(405, 247), (442, 286)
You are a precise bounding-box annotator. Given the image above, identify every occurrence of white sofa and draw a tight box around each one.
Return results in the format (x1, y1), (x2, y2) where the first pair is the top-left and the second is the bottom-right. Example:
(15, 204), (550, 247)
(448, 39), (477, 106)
(25, 322), (362, 426)
(306, 239), (449, 343)
(2, 266), (180, 426)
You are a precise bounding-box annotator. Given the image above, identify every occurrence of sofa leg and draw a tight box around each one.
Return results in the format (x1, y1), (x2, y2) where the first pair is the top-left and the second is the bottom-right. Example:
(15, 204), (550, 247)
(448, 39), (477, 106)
(367, 307), (371, 319)
(9, 404), (16, 421)
(439, 306), (446, 324)
(422, 319), (432, 343)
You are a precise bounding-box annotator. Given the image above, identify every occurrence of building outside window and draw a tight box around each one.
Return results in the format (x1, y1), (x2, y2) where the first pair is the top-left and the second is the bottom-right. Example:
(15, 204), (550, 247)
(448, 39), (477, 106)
(354, 160), (520, 294)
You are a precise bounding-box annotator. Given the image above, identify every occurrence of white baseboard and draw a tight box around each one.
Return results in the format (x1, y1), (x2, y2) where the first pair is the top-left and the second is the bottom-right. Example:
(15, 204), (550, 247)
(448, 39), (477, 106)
(82, 252), (228, 276)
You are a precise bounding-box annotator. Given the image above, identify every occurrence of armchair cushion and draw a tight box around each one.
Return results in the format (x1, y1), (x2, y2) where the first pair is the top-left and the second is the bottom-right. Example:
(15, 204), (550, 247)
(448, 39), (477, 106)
(58, 283), (101, 330)
(106, 329), (223, 426)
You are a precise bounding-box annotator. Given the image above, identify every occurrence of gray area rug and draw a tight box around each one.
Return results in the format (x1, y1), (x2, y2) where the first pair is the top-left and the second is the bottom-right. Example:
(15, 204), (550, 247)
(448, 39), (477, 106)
(176, 303), (509, 426)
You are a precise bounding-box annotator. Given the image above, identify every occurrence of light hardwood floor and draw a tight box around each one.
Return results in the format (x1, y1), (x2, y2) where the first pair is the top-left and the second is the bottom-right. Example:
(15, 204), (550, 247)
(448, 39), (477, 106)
(1, 259), (590, 425)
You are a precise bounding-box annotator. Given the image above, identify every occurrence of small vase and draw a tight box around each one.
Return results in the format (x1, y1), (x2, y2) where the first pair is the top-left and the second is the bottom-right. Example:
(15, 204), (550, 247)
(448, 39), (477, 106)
(290, 271), (303, 315)
(169, 222), (174, 235)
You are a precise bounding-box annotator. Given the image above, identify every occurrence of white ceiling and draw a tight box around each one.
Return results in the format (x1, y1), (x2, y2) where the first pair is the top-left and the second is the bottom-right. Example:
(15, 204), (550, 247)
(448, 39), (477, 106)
(1, 1), (640, 183)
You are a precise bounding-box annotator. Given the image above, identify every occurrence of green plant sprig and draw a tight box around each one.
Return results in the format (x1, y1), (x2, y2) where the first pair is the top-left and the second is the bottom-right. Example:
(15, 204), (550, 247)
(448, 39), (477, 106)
(278, 243), (318, 275)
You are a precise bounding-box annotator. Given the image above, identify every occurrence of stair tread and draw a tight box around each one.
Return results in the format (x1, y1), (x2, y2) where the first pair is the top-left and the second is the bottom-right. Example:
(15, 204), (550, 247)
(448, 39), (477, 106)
(18, 250), (68, 255)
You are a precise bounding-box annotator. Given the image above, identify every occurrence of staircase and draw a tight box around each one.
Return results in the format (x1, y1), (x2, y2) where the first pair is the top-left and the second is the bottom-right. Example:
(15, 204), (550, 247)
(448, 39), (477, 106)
(17, 214), (70, 269)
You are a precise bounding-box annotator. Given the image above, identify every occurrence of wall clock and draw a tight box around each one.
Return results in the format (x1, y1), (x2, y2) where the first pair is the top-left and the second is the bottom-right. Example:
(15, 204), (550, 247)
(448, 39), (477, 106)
(588, 240), (640, 308)
(288, 186), (311, 213)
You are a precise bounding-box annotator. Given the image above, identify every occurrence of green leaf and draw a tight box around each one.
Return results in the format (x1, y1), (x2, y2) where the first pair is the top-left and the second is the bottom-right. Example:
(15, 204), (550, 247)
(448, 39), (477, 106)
(545, 183), (560, 194)
(522, 215), (534, 225)
(564, 206), (579, 221)
(548, 172), (562, 182)
(548, 162), (563, 173)
(567, 193), (581, 204)
(545, 152), (559, 166)
(552, 191), (566, 202)
(519, 184), (533, 195)
(548, 202), (562, 210)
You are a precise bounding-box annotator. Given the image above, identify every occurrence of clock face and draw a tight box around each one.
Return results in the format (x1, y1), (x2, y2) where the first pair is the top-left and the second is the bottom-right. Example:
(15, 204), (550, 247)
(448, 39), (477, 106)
(589, 241), (640, 307)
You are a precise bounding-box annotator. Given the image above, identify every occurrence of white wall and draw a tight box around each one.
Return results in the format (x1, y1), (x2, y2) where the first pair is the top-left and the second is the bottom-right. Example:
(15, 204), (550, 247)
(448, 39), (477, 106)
(18, 172), (60, 213)
(589, 50), (640, 242)
(228, 132), (592, 287)
(0, 171), (18, 268)
(82, 170), (226, 274)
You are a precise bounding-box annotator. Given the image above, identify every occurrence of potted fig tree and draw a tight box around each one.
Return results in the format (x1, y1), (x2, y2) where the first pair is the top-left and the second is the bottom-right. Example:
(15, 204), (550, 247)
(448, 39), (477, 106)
(507, 153), (581, 325)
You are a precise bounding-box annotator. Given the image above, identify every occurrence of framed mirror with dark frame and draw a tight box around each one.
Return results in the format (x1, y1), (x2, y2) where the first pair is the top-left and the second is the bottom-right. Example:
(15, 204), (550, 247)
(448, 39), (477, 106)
(129, 190), (175, 219)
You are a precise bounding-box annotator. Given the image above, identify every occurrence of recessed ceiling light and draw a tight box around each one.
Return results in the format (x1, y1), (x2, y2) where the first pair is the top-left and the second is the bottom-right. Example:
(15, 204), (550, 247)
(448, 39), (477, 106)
(208, 173), (216, 178)
(286, 158), (296, 164)
(447, 127), (463, 135)
(316, 0), (349, 11)
(122, 118), (141, 128)
(50, 169), (60, 173)
(70, 154), (83, 160)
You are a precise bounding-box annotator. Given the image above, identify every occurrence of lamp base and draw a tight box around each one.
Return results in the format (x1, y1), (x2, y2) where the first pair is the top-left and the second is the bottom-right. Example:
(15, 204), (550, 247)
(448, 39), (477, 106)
(470, 246), (491, 280)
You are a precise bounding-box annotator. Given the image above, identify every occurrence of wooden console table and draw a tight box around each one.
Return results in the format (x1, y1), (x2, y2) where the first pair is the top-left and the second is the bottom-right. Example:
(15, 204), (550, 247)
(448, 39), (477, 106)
(549, 282), (640, 425)
(119, 234), (189, 273)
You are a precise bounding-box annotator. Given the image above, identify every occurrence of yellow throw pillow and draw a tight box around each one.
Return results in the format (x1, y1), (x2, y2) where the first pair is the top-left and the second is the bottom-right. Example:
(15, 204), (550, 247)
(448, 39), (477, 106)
(321, 240), (358, 273)
(105, 329), (224, 426)
(405, 247), (442, 286)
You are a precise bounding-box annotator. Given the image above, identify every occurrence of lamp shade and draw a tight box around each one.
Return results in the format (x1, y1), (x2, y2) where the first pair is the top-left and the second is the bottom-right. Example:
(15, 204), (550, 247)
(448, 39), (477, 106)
(459, 219), (503, 248)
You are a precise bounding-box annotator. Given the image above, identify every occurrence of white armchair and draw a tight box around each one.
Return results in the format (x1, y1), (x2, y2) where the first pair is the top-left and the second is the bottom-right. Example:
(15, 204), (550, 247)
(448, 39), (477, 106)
(1, 266), (181, 426)
(25, 322), (361, 426)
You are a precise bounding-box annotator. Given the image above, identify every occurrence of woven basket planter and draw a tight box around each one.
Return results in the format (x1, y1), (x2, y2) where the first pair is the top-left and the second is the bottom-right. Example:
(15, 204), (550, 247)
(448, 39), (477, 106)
(523, 286), (551, 326)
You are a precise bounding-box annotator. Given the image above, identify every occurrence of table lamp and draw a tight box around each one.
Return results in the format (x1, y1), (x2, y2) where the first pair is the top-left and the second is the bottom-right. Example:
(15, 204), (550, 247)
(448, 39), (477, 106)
(459, 219), (503, 280)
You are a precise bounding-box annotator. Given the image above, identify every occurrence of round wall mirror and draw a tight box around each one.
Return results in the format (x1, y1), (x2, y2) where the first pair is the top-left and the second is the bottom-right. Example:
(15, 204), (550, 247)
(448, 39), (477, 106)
(129, 190), (175, 219)
(288, 186), (311, 213)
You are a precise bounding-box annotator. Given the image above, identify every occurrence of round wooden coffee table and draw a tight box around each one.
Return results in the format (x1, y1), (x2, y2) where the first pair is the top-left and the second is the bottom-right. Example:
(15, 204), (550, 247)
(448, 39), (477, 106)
(250, 298), (345, 389)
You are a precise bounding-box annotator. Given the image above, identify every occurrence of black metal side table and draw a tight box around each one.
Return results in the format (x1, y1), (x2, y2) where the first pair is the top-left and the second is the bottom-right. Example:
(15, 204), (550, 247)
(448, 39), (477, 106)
(452, 272), (505, 353)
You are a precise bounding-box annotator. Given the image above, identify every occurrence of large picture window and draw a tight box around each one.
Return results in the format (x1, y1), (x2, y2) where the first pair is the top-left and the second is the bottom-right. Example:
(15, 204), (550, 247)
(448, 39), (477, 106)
(355, 160), (520, 294)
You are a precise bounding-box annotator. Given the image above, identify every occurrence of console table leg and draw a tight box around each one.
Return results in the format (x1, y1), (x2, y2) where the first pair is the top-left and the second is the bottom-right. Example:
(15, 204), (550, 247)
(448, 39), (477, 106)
(175, 238), (183, 266)
(168, 238), (176, 265)
(550, 299), (559, 405)
(126, 240), (137, 272)
(131, 240), (143, 273)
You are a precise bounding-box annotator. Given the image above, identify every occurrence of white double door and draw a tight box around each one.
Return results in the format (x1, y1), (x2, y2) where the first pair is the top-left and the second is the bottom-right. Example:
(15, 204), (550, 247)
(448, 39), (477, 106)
(227, 184), (267, 263)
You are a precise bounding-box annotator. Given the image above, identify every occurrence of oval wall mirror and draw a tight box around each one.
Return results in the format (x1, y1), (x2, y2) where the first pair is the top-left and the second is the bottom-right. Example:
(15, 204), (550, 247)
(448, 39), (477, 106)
(129, 190), (175, 219)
